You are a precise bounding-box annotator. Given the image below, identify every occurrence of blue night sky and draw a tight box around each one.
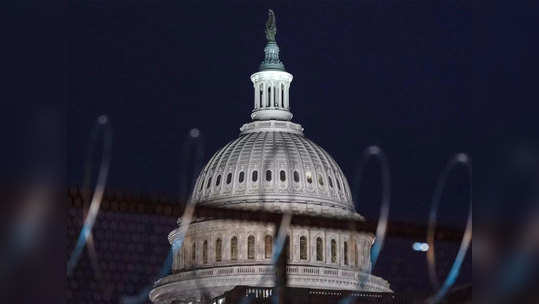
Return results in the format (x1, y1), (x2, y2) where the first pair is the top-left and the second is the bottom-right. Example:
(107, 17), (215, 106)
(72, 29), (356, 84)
(66, 1), (537, 228)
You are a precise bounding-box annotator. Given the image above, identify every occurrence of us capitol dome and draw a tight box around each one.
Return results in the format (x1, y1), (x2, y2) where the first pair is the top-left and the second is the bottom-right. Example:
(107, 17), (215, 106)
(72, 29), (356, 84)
(150, 10), (392, 304)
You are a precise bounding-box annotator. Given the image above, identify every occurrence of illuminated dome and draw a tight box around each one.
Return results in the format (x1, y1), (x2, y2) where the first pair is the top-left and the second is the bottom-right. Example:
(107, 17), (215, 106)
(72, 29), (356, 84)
(190, 14), (355, 216)
(191, 120), (355, 214)
(150, 10), (391, 304)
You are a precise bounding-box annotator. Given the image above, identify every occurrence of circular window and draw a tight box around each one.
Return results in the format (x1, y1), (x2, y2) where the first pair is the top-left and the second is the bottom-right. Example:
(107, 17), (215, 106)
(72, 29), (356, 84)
(206, 177), (212, 189)
(328, 176), (333, 188)
(293, 171), (300, 183)
(318, 174), (324, 186)
(252, 170), (258, 182)
(226, 173), (232, 184)
(266, 170), (272, 182)
(280, 170), (286, 182)
(216, 175), (221, 186)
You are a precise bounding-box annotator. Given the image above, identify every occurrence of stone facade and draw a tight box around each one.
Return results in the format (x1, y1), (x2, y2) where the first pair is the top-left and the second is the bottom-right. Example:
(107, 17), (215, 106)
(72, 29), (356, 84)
(171, 220), (374, 271)
(149, 218), (391, 303)
(150, 220), (391, 303)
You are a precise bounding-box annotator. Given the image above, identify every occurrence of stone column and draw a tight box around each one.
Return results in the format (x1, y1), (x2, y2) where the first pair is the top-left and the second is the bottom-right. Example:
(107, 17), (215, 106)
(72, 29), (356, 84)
(284, 84), (290, 109)
(269, 82), (274, 108)
(263, 82), (268, 107)
(254, 83), (258, 109)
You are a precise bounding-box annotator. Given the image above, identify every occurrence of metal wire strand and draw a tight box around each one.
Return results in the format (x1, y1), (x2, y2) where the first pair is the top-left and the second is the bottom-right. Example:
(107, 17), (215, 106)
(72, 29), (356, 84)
(425, 153), (472, 304)
(341, 146), (391, 303)
(67, 115), (112, 277)
(352, 146), (391, 271)
(121, 128), (205, 304)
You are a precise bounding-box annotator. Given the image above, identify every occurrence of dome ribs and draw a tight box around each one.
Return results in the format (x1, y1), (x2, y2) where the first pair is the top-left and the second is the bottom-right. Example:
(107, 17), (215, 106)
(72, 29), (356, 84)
(286, 132), (307, 193)
(306, 137), (339, 200)
(298, 135), (327, 198)
(260, 131), (275, 191)
(279, 132), (298, 192)
(220, 133), (251, 196)
(207, 139), (240, 198)
(248, 132), (266, 189)
(192, 125), (355, 213)
(239, 131), (265, 194)
(196, 140), (233, 201)
(316, 140), (350, 205)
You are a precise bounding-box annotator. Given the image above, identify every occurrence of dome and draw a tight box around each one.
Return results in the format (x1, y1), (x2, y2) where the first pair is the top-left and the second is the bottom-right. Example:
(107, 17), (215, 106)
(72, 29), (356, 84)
(150, 11), (393, 304)
(191, 120), (355, 213)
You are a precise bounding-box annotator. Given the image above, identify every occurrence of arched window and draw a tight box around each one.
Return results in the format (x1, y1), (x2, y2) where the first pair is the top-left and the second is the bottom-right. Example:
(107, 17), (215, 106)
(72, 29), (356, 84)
(231, 236), (238, 261)
(265, 235), (273, 259)
(328, 176), (333, 188)
(192, 242), (196, 264)
(293, 171), (300, 183)
(306, 171), (313, 184)
(367, 242), (372, 269)
(331, 239), (337, 263)
(207, 177), (212, 189)
(266, 170), (272, 182)
(318, 174), (324, 186)
(248, 235), (255, 260)
(285, 235), (290, 261)
(239, 171), (245, 183)
(344, 241), (349, 265)
(203, 240), (208, 264)
(215, 238), (222, 262)
(182, 245), (186, 268)
(280, 170), (286, 182)
(359, 239), (365, 266)
(178, 248), (183, 270)
(353, 240), (358, 266)
(316, 237), (324, 261)
(300, 236), (307, 260)
(252, 170), (258, 182)
(226, 173), (232, 184)
(216, 175), (221, 186)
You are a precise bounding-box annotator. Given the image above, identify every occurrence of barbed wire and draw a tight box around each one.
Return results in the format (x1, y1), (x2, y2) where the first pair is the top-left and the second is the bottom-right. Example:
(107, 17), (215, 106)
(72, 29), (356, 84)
(67, 115), (112, 278)
(66, 120), (475, 304)
(425, 154), (472, 304)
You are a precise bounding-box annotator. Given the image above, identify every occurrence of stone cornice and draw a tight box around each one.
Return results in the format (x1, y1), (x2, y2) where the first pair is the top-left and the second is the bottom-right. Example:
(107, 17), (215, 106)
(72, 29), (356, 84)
(240, 120), (303, 135)
(150, 264), (391, 302)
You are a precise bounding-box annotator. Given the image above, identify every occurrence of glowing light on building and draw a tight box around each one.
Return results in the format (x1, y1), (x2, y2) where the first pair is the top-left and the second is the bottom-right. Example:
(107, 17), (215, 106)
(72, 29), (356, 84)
(413, 242), (429, 252)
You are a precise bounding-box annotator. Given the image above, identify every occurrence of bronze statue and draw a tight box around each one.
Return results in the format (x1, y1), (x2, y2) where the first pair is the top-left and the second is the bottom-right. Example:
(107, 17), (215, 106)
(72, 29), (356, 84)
(265, 9), (277, 42)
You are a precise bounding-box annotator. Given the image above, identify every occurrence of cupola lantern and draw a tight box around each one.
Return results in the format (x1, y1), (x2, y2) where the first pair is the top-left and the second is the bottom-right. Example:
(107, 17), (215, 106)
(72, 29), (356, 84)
(250, 9), (294, 121)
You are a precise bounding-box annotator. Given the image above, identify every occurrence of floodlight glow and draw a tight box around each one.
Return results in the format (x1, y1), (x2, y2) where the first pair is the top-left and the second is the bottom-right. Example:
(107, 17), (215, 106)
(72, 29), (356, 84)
(413, 242), (430, 252)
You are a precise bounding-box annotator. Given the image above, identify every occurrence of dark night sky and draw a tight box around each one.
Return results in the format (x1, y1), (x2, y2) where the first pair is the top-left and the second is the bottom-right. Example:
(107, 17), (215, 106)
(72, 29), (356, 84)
(67, 0), (538, 228)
